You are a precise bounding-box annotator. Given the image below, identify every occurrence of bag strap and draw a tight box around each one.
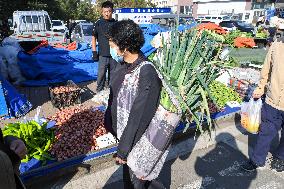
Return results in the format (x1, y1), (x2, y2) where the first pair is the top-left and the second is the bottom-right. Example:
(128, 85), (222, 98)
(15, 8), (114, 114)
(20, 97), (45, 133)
(139, 61), (182, 115)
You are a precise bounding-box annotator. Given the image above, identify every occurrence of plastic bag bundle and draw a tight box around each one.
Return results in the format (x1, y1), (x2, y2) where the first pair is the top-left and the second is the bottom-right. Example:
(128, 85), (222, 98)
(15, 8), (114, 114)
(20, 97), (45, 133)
(0, 45), (25, 84)
(241, 98), (262, 134)
(0, 56), (8, 79)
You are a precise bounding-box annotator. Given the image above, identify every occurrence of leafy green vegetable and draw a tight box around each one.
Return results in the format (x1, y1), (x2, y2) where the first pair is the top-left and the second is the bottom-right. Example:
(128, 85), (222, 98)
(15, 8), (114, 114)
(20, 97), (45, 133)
(224, 30), (252, 45)
(2, 121), (55, 164)
(153, 29), (226, 133)
(209, 81), (242, 108)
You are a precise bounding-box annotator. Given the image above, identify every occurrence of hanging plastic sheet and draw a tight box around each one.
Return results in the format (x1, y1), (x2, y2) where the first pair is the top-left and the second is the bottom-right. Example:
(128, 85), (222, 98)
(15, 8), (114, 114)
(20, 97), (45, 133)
(17, 34), (156, 86)
(0, 75), (32, 118)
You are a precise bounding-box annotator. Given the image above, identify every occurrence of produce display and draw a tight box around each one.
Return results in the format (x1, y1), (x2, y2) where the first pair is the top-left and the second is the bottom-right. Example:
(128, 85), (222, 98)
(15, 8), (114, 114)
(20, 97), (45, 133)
(209, 81), (242, 109)
(154, 29), (225, 131)
(230, 67), (260, 84)
(50, 85), (79, 94)
(255, 31), (268, 39)
(2, 22), (264, 172)
(234, 37), (256, 48)
(49, 106), (107, 161)
(224, 30), (252, 46)
(206, 30), (226, 43)
(255, 27), (269, 39)
(196, 28), (255, 48)
(2, 121), (55, 164)
(197, 23), (227, 34)
(49, 80), (81, 108)
(208, 101), (219, 114)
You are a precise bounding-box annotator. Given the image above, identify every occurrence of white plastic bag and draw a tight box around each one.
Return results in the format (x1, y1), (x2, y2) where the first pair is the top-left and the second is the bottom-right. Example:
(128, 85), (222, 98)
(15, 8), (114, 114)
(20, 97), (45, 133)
(96, 133), (117, 149)
(0, 46), (25, 84)
(0, 56), (8, 79)
(91, 89), (110, 106)
(241, 98), (262, 134)
(2, 37), (22, 51)
(151, 31), (171, 48)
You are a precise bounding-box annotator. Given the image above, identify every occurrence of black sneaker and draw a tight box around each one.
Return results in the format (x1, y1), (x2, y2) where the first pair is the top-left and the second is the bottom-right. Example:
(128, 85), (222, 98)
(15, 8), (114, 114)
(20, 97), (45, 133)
(271, 158), (284, 172)
(241, 160), (262, 172)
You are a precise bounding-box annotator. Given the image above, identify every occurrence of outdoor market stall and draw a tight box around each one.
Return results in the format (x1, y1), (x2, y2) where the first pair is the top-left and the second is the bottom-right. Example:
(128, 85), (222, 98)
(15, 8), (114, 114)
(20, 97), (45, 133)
(0, 22), (267, 182)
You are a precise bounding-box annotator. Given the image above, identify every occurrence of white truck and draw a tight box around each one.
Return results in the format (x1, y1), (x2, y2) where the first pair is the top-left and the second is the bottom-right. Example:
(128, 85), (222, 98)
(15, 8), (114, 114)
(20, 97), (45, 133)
(10, 10), (65, 43)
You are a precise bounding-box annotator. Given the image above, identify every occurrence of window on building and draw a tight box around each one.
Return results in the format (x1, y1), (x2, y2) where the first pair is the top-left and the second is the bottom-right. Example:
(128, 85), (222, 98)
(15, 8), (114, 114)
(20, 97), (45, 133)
(245, 13), (250, 20)
(185, 6), (192, 14)
(180, 6), (184, 14)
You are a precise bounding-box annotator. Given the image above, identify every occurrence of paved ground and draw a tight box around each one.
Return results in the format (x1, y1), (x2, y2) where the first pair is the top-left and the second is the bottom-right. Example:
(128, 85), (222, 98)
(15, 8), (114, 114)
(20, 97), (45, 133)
(2, 81), (284, 189)
(23, 116), (284, 189)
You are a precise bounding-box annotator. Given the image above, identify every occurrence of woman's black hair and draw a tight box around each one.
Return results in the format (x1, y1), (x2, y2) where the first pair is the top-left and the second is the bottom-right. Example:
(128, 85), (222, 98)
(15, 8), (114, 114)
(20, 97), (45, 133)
(102, 1), (114, 9)
(108, 19), (145, 53)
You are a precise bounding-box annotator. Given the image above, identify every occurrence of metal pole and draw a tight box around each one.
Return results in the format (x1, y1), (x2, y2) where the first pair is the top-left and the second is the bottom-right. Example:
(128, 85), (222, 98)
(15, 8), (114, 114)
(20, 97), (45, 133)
(178, 5), (180, 27)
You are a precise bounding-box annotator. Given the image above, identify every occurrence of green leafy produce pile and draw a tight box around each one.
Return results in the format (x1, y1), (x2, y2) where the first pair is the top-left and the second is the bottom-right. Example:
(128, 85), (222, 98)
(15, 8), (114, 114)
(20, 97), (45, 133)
(255, 27), (269, 39)
(255, 31), (268, 39)
(2, 121), (55, 164)
(206, 30), (226, 43)
(154, 29), (225, 132)
(224, 30), (252, 45)
(209, 81), (242, 108)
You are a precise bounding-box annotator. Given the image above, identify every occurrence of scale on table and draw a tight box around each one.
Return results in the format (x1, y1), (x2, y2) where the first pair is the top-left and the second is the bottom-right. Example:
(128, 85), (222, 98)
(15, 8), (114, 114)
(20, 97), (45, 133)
(0, 81), (9, 118)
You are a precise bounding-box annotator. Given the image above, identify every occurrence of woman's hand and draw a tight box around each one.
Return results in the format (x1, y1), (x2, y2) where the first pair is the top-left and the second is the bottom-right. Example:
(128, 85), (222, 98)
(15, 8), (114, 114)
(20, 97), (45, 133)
(138, 176), (146, 180)
(9, 139), (27, 159)
(115, 156), (127, 165)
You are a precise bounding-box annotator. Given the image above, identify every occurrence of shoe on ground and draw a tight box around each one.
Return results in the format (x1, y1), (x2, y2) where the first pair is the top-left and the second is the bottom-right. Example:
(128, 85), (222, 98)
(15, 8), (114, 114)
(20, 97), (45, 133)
(271, 158), (284, 172)
(241, 160), (263, 172)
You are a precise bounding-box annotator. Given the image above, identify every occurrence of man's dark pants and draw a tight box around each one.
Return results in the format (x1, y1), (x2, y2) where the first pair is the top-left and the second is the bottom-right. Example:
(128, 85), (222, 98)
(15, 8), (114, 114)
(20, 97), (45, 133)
(251, 102), (284, 166)
(96, 56), (116, 92)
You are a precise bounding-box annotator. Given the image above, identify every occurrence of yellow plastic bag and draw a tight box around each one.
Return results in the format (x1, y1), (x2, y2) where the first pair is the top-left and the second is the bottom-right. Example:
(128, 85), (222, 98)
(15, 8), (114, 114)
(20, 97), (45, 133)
(241, 98), (262, 134)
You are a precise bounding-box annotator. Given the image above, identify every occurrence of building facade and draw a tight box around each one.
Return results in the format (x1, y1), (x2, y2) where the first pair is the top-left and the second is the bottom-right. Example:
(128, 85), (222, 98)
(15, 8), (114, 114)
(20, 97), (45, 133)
(150, 0), (194, 14)
(192, 0), (252, 17)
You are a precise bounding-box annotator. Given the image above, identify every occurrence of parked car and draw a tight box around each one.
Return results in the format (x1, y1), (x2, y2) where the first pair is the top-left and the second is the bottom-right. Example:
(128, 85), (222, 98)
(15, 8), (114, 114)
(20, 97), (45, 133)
(151, 14), (195, 27)
(199, 15), (230, 25)
(71, 22), (93, 44)
(219, 20), (254, 34)
(51, 20), (68, 33)
(74, 20), (88, 24)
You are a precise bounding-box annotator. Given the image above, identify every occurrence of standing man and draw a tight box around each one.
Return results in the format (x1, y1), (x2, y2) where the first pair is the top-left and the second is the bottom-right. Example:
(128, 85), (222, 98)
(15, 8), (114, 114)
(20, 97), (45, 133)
(92, 1), (116, 92)
(241, 34), (284, 172)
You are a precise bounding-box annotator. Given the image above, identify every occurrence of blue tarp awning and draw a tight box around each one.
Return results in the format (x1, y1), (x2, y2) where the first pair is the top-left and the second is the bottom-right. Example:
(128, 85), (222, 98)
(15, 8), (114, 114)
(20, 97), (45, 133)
(18, 34), (156, 86)
(17, 23), (198, 87)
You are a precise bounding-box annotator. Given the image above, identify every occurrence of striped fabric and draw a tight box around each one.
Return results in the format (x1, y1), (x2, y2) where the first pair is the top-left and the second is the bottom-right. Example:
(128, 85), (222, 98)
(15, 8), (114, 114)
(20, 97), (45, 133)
(117, 61), (181, 180)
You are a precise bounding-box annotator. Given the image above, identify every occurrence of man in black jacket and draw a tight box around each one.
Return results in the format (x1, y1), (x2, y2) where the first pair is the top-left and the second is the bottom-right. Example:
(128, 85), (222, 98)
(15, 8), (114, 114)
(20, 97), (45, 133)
(92, 1), (117, 92)
(0, 129), (27, 188)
